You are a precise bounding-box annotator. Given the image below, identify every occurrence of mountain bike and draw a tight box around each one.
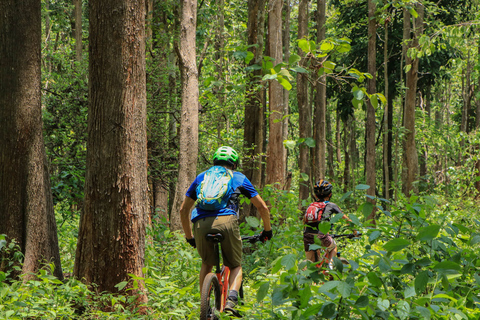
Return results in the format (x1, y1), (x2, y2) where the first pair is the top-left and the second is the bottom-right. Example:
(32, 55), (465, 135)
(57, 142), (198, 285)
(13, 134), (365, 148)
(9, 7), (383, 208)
(200, 233), (262, 320)
(312, 232), (362, 279)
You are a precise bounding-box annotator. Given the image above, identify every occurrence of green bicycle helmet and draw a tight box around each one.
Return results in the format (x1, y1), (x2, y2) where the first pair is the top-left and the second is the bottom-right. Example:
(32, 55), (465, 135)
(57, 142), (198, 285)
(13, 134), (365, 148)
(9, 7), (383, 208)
(213, 146), (239, 168)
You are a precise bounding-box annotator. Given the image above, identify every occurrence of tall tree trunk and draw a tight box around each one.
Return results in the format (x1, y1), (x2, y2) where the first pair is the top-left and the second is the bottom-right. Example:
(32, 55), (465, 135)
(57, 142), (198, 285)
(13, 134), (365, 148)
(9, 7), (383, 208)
(313, 0), (327, 181)
(74, 0), (82, 61)
(343, 116), (351, 193)
(298, 0), (310, 204)
(402, 3), (423, 195)
(476, 40), (480, 196)
(365, 0), (376, 223)
(0, 0), (63, 281)
(146, 0), (154, 53)
(244, 0), (266, 218)
(215, 0), (226, 140)
(283, 0), (291, 177)
(170, 0), (199, 231)
(74, 0), (148, 303)
(383, 19), (390, 201)
(326, 110), (335, 179)
(266, 0), (285, 187)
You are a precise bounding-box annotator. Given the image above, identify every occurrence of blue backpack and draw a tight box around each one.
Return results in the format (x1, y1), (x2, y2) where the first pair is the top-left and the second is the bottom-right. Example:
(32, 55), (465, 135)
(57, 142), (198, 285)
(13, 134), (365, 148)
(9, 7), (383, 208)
(195, 166), (234, 211)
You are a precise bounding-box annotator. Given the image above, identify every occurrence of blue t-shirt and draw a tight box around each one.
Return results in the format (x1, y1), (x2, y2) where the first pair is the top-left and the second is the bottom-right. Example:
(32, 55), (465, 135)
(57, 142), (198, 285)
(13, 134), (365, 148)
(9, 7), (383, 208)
(186, 168), (259, 222)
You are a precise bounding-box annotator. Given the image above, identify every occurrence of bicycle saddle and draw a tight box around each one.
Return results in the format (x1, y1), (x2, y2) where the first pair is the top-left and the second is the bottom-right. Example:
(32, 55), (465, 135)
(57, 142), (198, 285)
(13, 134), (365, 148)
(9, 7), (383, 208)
(205, 233), (224, 242)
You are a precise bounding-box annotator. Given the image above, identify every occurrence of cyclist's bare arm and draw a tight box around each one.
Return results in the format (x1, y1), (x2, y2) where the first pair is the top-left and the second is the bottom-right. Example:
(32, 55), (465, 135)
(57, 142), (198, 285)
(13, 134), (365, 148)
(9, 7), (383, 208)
(180, 196), (196, 239)
(250, 195), (272, 231)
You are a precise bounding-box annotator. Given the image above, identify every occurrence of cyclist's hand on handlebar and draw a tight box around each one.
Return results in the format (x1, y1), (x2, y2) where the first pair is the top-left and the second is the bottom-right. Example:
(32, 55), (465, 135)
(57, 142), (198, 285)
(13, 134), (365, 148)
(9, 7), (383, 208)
(260, 229), (273, 242)
(186, 237), (196, 248)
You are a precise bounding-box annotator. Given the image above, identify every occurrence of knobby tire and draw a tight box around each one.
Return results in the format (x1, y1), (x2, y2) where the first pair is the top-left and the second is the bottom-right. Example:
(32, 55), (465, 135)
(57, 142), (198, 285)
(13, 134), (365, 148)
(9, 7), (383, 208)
(200, 273), (221, 320)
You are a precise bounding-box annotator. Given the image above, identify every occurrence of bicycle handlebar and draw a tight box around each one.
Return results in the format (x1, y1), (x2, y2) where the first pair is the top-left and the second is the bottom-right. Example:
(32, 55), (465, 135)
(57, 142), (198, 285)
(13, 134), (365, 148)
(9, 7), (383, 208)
(330, 233), (362, 239)
(241, 234), (263, 244)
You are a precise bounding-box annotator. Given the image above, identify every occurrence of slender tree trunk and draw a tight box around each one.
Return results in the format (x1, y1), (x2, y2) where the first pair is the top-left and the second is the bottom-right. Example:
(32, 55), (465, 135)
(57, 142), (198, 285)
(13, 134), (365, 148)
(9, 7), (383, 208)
(74, 0), (83, 61)
(74, 0), (148, 304)
(153, 180), (169, 222)
(383, 19), (390, 201)
(0, 0), (63, 281)
(283, 0), (291, 174)
(243, 0), (266, 218)
(343, 116), (351, 193)
(476, 40), (480, 196)
(365, 0), (376, 223)
(146, 0), (154, 53)
(314, 0), (327, 181)
(266, 0), (285, 187)
(326, 109), (335, 179)
(402, 3), (423, 195)
(170, 0), (199, 231)
(215, 0), (226, 141)
(298, 0), (310, 204)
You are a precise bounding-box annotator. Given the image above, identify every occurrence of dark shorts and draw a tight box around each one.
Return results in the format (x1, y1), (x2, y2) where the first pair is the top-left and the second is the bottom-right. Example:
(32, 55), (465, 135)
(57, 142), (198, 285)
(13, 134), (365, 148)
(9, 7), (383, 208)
(193, 215), (242, 268)
(303, 232), (336, 252)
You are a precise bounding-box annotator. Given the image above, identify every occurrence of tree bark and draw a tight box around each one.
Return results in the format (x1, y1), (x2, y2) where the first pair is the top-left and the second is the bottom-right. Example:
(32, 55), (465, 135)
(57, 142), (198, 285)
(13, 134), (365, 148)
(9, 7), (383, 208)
(383, 18), (390, 201)
(266, 0), (285, 187)
(298, 0), (311, 204)
(283, 0), (291, 175)
(243, 0), (266, 218)
(402, 3), (423, 195)
(365, 0), (376, 223)
(74, 0), (83, 61)
(313, 0), (327, 181)
(0, 0), (63, 281)
(74, 0), (148, 303)
(170, 0), (199, 231)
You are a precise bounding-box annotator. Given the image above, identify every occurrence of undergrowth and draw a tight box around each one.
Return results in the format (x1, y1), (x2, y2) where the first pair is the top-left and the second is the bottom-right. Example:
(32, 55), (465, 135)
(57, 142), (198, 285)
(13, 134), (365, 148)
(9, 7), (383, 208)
(1, 186), (479, 319)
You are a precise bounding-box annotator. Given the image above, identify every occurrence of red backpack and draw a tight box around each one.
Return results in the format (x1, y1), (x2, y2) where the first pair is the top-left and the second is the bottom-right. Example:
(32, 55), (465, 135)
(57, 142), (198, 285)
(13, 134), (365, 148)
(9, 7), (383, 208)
(303, 202), (327, 224)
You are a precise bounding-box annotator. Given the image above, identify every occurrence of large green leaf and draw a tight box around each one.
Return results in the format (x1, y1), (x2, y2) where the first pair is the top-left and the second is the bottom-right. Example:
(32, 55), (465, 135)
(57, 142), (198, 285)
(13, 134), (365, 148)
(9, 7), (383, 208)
(416, 224), (440, 241)
(414, 271), (429, 295)
(256, 281), (270, 302)
(298, 39), (310, 53)
(433, 261), (461, 273)
(281, 254), (296, 270)
(289, 53), (301, 65)
(383, 238), (410, 252)
(322, 302), (336, 318)
(277, 77), (292, 91)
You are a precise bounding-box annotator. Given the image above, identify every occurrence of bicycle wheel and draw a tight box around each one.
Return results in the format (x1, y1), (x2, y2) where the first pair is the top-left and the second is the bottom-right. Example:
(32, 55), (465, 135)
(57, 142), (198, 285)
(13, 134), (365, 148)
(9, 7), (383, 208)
(200, 273), (222, 320)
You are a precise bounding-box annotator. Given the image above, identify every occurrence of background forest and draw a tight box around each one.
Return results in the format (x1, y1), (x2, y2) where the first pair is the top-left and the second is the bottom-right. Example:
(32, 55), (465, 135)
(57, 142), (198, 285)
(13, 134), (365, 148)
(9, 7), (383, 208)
(1, 0), (480, 319)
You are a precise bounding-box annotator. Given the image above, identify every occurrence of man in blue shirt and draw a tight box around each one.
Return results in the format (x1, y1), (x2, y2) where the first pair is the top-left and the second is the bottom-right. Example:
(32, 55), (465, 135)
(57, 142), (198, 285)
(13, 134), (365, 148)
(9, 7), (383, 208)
(180, 146), (272, 316)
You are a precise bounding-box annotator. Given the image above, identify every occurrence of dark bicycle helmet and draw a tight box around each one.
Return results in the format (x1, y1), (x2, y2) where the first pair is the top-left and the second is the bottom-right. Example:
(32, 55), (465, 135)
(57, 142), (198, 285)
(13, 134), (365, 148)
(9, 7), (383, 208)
(314, 179), (333, 198)
(213, 146), (239, 167)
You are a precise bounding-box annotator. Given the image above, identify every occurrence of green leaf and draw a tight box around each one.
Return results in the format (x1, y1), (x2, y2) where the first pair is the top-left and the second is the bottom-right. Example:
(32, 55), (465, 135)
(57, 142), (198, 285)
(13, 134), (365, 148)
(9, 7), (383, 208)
(332, 257), (343, 273)
(433, 261), (461, 273)
(383, 238), (410, 252)
(415, 306), (431, 320)
(369, 230), (381, 243)
(353, 88), (364, 100)
(409, 7), (418, 18)
(278, 68), (294, 80)
(245, 51), (254, 64)
(300, 172), (309, 182)
(355, 184), (370, 190)
(405, 64), (412, 73)
(305, 137), (316, 148)
(284, 139), (296, 150)
(320, 41), (334, 52)
(416, 224), (440, 241)
(262, 74), (277, 80)
(256, 281), (270, 302)
(303, 303), (323, 317)
(246, 216), (260, 228)
(322, 302), (336, 318)
(355, 295), (369, 307)
(370, 94), (378, 108)
(362, 202), (374, 218)
(290, 66), (308, 73)
(330, 213), (343, 224)
(115, 281), (128, 291)
(405, 286), (416, 298)
(367, 272), (382, 287)
(298, 39), (310, 53)
(323, 60), (336, 71)
(414, 271), (429, 294)
(281, 254), (296, 270)
(277, 77), (292, 91)
(318, 221), (331, 235)
(289, 54), (301, 65)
